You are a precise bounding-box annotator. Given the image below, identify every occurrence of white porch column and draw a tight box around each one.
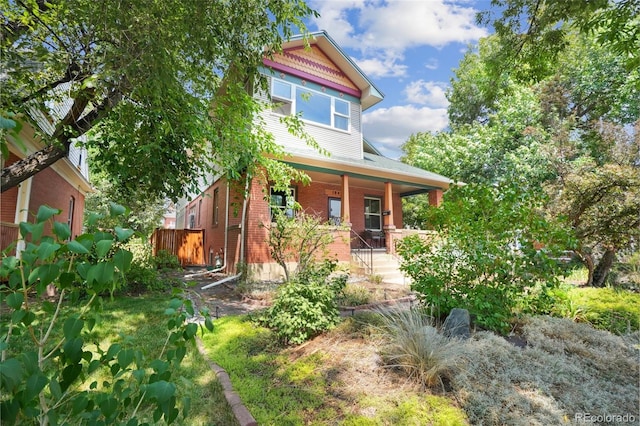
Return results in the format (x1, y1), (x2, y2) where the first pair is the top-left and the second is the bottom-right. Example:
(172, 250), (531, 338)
(14, 177), (33, 257)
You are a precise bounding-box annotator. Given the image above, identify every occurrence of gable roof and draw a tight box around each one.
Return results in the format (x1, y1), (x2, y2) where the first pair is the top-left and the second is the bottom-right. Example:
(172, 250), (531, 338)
(265, 30), (384, 110)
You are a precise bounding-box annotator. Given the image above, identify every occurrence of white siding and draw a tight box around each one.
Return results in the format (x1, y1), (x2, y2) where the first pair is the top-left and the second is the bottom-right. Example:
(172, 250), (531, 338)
(259, 77), (363, 160)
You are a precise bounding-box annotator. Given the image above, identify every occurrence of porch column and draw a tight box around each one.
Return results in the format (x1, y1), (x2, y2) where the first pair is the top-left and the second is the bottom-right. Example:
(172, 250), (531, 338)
(383, 182), (395, 230)
(341, 174), (351, 225)
(14, 177), (32, 258)
(429, 189), (443, 207)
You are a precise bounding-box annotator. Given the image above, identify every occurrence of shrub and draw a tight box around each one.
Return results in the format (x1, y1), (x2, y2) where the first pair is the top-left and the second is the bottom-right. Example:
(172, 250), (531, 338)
(337, 283), (372, 306)
(397, 183), (571, 333)
(375, 307), (464, 389)
(154, 249), (181, 271)
(0, 204), (212, 425)
(259, 260), (347, 345)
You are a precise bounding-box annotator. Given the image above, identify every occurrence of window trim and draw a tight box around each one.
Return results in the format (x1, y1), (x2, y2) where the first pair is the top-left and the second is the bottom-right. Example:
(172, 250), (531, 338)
(269, 186), (297, 220)
(270, 78), (351, 131)
(328, 197), (341, 225)
(364, 197), (382, 231)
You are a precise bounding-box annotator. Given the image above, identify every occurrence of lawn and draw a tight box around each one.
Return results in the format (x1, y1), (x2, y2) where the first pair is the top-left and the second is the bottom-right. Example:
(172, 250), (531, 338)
(4, 285), (638, 425)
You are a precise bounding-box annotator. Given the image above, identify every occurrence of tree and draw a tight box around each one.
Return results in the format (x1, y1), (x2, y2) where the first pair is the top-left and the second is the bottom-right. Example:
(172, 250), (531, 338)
(478, 0), (640, 73)
(545, 122), (640, 287)
(263, 209), (336, 282)
(1, 0), (318, 199)
(405, 28), (639, 286)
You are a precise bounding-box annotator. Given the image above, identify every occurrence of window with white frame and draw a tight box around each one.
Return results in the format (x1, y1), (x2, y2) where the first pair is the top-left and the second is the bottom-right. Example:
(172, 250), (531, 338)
(271, 78), (350, 131)
(270, 187), (297, 219)
(364, 197), (381, 230)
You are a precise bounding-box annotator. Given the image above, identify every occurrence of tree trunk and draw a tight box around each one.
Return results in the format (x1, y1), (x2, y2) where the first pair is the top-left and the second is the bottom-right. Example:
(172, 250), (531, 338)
(592, 248), (616, 287)
(576, 251), (595, 286)
(1, 144), (68, 192)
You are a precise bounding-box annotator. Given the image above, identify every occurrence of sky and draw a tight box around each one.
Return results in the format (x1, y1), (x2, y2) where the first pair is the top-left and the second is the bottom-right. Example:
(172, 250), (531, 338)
(304, 0), (493, 159)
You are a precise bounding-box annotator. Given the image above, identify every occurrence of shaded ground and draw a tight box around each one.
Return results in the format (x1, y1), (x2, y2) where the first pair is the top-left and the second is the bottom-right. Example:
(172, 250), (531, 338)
(172, 266), (413, 318)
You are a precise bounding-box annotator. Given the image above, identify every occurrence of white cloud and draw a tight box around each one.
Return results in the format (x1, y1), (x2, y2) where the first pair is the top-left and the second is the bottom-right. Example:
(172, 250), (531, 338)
(424, 58), (439, 70)
(404, 80), (449, 108)
(356, 51), (408, 78)
(310, 0), (486, 50)
(362, 105), (448, 157)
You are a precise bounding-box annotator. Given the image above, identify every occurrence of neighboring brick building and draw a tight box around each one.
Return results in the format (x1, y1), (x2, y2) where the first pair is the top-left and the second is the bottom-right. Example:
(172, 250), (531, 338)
(1, 112), (91, 254)
(180, 31), (452, 280)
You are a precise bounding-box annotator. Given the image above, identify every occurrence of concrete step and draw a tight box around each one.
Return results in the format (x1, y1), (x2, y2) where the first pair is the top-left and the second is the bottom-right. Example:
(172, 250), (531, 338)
(350, 251), (410, 284)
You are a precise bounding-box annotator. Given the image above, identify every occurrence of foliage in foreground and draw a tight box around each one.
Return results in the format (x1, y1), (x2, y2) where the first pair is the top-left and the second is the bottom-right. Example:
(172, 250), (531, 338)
(397, 183), (570, 333)
(0, 205), (212, 425)
(258, 260), (347, 345)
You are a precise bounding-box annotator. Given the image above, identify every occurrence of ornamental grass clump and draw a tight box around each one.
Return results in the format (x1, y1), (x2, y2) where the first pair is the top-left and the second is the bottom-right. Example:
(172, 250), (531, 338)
(375, 307), (464, 389)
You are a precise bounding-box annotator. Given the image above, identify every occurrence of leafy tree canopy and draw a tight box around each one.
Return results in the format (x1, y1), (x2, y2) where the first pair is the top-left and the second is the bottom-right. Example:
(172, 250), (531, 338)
(1, 0), (317, 200)
(478, 0), (640, 75)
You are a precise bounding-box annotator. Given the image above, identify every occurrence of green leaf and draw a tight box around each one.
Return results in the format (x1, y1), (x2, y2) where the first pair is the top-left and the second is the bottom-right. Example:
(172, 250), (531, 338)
(114, 227), (134, 242)
(36, 205), (61, 223)
(49, 379), (62, 400)
(96, 240), (113, 258)
(72, 393), (89, 415)
(19, 222), (32, 239)
(0, 358), (23, 392)
(87, 262), (115, 286)
(24, 374), (48, 402)
(37, 241), (61, 260)
(63, 317), (84, 339)
(144, 381), (176, 403)
(53, 222), (71, 241)
(38, 264), (60, 287)
(67, 240), (90, 255)
(6, 292), (24, 309)
(109, 202), (127, 217)
(99, 397), (118, 419)
(63, 338), (84, 364)
(113, 249), (133, 272)
(117, 349), (135, 369)
(59, 272), (76, 289)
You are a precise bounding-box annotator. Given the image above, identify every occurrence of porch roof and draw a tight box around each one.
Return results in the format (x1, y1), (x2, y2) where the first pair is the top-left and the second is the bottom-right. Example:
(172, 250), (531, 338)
(281, 150), (453, 196)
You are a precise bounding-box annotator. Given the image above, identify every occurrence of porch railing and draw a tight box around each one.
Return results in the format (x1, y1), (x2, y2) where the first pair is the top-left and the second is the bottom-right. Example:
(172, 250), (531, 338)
(350, 229), (373, 275)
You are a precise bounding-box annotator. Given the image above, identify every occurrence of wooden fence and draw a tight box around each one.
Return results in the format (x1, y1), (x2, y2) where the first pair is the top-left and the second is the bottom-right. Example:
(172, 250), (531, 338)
(151, 229), (205, 266)
(1, 222), (19, 256)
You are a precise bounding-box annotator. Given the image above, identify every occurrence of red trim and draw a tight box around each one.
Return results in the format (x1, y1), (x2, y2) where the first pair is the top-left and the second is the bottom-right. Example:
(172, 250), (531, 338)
(263, 58), (362, 98)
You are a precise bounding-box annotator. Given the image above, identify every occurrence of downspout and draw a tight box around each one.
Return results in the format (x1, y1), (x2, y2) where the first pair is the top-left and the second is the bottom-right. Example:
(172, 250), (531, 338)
(201, 174), (250, 290)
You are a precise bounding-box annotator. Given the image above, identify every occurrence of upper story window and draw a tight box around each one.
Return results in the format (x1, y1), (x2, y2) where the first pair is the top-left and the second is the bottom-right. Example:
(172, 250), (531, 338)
(271, 78), (350, 131)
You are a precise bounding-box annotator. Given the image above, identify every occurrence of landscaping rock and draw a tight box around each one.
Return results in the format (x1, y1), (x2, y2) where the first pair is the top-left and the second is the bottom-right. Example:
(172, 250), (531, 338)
(442, 308), (471, 339)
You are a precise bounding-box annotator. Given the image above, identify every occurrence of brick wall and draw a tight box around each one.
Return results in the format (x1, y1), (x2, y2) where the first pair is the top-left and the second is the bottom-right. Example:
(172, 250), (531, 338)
(1, 153), (20, 223)
(29, 166), (85, 238)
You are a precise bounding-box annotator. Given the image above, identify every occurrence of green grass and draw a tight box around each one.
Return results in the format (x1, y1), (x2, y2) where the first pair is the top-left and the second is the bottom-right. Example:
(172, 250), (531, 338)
(200, 315), (333, 425)
(565, 286), (640, 334)
(199, 314), (469, 425)
(3, 295), (236, 425)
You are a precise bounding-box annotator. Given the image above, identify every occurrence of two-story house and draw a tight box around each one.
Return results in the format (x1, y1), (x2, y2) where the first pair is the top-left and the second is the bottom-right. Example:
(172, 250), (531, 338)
(180, 31), (452, 280)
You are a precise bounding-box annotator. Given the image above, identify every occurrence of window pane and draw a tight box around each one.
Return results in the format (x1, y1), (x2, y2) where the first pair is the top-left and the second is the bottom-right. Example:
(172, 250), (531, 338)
(273, 80), (292, 100)
(296, 90), (331, 126)
(366, 198), (381, 214)
(334, 115), (348, 130)
(335, 99), (349, 116)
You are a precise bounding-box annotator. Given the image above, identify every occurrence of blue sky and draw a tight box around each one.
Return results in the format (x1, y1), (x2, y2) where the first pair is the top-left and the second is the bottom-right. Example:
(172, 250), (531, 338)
(304, 0), (493, 159)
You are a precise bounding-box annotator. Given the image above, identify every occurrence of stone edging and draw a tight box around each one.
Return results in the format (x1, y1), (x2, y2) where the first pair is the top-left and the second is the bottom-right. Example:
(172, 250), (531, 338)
(195, 337), (258, 426)
(339, 294), (418, 316)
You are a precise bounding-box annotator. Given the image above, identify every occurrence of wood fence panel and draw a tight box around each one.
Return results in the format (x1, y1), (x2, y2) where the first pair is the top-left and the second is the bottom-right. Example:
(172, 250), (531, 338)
(151, 229), (205, 266)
